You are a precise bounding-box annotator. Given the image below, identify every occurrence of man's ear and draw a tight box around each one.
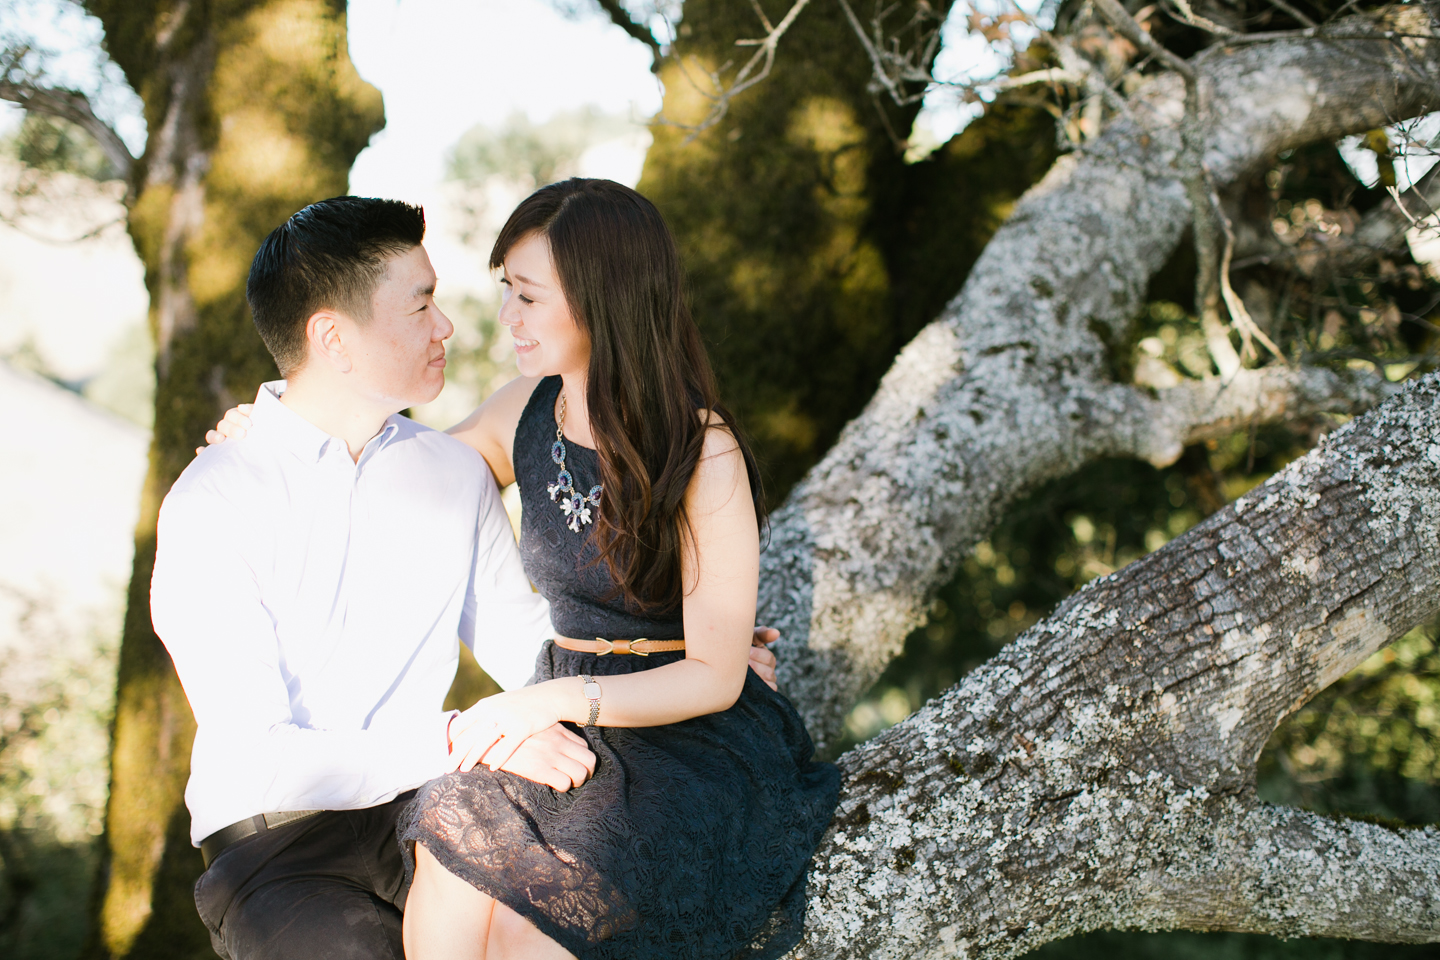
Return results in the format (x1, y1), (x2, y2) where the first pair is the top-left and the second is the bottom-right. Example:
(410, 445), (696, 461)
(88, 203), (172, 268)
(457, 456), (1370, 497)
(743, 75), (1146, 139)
(305, 310), (352, 374)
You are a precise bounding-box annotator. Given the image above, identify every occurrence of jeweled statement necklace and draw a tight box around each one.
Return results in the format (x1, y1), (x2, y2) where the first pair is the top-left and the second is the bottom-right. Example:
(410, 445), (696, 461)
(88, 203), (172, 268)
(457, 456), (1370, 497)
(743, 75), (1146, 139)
(547, 390), (603, 533)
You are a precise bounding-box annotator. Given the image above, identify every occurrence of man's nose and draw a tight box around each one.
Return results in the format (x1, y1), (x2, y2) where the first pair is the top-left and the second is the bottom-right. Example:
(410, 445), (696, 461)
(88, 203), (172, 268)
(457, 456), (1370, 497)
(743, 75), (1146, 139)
(434, 306), (455, 341)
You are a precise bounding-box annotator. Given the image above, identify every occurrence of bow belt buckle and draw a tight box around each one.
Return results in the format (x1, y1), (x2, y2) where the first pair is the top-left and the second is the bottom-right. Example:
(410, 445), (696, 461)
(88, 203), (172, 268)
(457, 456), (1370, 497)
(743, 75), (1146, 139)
(595, 637), (648, 656)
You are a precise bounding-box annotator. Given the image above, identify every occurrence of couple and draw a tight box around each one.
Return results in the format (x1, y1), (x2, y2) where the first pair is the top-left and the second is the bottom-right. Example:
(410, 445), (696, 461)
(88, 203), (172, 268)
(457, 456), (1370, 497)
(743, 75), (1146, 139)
(151, 179), (840, 960)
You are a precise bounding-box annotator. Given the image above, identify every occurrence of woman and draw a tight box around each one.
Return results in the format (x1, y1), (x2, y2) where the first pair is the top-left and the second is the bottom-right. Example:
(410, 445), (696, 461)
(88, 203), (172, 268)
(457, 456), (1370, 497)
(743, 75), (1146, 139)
(397, 179), (837, 960)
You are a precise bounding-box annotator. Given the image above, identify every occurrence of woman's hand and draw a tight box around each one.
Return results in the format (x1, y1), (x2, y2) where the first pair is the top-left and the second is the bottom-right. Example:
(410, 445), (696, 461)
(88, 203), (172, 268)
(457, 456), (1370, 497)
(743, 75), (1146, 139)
(448, 686), (564, 774)
(490, 722), (596, 791)
(194, 404), (253, 456)
(748, 626), (779, 692)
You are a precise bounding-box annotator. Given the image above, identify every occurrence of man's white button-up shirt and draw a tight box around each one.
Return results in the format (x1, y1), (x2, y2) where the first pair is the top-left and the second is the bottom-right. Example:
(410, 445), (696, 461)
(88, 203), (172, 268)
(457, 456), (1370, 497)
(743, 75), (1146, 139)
(151, 381), (551, 845)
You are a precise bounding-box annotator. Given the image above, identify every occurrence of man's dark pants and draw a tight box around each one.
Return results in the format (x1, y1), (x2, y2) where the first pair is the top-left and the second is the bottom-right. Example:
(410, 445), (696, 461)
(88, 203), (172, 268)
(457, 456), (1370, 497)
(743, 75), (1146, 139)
(194, 792), (415, 960)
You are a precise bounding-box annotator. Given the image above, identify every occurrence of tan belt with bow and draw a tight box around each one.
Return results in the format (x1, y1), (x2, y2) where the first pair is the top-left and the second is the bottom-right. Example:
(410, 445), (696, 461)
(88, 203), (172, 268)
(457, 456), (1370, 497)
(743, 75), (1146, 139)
(552, 636), (685, 656)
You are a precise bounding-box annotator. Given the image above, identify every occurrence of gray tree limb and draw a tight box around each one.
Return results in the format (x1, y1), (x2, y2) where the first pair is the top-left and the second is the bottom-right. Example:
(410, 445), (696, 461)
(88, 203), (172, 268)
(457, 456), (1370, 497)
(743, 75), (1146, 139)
(793, 371), (1440, 958)
(762, 8), (1440, 750)
(0, 79), (135, 185)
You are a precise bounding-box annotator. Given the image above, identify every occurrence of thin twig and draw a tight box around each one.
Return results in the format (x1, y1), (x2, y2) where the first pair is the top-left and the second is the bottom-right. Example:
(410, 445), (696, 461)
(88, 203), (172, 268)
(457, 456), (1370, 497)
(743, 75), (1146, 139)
(1164, 0), (1242, 38)
(1212, 185), (1287, 362)
(1387, 184), (1421, 225)
(1265, 0), (1318, 29)
(666, 0), (816, 137)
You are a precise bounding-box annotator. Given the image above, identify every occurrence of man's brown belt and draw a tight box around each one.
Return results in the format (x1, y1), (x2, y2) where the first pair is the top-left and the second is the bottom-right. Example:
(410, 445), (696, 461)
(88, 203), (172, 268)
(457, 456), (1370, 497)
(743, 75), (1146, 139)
(200, 810), (323, 868)
(552, 636), (685, 656)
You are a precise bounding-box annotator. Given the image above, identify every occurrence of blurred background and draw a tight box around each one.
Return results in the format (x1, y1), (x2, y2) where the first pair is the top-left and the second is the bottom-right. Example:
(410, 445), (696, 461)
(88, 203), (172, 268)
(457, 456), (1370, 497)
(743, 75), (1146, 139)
(0, 0), (1435, 958)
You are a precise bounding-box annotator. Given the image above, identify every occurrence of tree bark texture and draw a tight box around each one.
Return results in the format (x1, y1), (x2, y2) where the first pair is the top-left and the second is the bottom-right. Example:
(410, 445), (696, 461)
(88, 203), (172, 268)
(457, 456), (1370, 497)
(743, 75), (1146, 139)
(639, 0), (1058, 498)
(791, 368), (1440, 959)
(763, 10), (1440, 751)
(80, 2), (383, 956)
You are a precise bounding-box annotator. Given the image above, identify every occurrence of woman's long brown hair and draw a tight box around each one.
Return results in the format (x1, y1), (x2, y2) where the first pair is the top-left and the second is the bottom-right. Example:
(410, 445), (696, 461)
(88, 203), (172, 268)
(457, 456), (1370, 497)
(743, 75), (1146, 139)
(492, 178), (765, 612)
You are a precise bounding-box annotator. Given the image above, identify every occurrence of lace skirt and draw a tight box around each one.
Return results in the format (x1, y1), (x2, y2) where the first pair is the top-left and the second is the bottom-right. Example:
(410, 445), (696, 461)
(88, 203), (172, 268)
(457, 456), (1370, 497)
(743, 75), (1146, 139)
(397, 642), (840, 960)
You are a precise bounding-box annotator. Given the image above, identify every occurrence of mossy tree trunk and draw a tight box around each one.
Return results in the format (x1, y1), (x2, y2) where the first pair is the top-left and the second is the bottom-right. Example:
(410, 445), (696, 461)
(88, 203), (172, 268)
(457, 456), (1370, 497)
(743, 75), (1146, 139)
(76, 3), (384, 956)
(637, 0), (1058, 500)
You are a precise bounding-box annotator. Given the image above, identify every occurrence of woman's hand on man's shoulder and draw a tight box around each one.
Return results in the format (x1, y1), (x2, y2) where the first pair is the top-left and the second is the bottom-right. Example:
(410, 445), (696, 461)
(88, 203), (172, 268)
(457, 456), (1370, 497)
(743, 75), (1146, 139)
(195, 404), (254, 456)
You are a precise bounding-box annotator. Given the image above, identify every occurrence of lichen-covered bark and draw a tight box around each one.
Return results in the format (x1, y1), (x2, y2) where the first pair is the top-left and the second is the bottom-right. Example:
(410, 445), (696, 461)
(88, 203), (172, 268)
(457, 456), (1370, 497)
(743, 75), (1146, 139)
(794, 372), (1440, 959)
(81, 2), (384, 956)
(764, 10), (1440, 749)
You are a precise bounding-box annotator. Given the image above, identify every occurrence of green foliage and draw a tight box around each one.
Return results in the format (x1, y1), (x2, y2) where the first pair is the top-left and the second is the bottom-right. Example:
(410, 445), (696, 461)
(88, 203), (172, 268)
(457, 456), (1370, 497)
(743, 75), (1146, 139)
(0, 832), (99, 960)
(0, 587), (119, 960)
(448, 107), (632, 190)
(445, 107), (638, 247)
(1259, 624), (1440, 825)
(2, 114), (120, 181)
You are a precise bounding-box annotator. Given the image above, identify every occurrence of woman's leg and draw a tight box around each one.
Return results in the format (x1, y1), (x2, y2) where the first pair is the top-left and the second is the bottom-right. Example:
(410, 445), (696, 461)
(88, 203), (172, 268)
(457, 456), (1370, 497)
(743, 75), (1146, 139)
(403, 844), (576, 960)
(488, 903), (576, 960)
(403, 843), (495, 960)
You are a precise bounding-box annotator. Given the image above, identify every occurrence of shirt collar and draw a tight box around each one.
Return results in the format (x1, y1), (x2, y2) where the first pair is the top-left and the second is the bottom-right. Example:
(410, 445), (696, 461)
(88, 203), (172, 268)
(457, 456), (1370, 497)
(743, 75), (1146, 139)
(248, 381), (402, 465)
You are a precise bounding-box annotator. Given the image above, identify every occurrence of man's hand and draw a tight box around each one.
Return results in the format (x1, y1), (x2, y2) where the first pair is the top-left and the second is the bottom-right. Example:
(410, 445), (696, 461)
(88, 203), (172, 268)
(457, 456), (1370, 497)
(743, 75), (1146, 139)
(454, 720), (596, 792)
(748, 626), (780, 692)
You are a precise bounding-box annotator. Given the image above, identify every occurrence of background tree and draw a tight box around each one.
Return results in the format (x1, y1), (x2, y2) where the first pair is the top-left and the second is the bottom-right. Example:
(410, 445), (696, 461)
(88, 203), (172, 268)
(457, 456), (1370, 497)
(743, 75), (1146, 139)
(4, 2), (383, 956)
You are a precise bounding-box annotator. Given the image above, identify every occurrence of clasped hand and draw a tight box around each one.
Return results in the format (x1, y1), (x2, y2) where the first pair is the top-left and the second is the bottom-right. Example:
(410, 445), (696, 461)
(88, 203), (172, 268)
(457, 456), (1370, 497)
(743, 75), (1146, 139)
(450, 688), (596, 792)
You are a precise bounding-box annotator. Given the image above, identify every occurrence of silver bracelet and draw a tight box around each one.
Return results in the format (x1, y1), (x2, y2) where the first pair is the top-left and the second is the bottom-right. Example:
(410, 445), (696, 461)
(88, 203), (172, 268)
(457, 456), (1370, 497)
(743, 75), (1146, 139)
(580, 675), (601, 727)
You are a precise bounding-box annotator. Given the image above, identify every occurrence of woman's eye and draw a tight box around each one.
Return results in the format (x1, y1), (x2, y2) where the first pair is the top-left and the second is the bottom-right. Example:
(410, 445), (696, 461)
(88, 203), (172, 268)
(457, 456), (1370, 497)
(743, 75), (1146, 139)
(518, 294), (534, 305)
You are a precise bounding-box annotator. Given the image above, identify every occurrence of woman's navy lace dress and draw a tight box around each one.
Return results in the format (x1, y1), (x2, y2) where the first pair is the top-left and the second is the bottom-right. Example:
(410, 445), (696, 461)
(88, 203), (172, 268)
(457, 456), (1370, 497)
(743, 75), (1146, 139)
(399, 376), (840, 960)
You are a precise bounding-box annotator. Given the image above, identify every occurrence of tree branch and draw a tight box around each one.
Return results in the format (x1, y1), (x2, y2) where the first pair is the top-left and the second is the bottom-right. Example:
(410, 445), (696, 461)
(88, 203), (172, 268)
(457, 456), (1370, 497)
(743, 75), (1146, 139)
(793, 374), (1440, 957)
(0, 79), (135, 185)
(1134, 800), (1440, 941)
(1121, 364), (1399, 467)
(592, 0), (663, 66)
(764, 7), (1440, 750)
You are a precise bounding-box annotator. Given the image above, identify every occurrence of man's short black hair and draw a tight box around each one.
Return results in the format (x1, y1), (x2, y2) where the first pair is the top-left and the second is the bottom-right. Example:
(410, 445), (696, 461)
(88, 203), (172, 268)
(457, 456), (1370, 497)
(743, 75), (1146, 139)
(247, 197), (426, 375)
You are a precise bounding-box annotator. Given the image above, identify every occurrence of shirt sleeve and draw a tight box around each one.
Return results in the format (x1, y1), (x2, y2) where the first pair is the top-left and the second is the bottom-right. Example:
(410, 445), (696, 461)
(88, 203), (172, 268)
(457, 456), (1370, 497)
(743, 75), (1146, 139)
(459, 480), (554, 692)
(151, 487), (452, 836)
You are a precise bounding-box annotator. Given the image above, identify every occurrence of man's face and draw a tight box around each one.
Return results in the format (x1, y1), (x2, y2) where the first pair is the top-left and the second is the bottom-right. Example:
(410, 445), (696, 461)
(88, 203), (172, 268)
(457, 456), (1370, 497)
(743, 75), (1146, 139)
(340, 245), (453, 410)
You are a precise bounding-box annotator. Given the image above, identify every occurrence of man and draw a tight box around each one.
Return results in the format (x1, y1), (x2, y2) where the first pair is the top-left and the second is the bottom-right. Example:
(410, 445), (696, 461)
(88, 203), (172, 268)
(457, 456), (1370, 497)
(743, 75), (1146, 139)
(153, 197), (777, 960)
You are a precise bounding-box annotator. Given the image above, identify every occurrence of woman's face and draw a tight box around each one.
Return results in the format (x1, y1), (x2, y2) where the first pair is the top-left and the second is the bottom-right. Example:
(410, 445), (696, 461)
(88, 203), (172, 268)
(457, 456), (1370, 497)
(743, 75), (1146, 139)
(497, 232), (590, 380)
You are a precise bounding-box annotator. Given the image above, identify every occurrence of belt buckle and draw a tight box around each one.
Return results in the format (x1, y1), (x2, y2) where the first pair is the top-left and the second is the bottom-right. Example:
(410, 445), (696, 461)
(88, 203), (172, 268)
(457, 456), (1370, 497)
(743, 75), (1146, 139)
(594, 637), (648, 656)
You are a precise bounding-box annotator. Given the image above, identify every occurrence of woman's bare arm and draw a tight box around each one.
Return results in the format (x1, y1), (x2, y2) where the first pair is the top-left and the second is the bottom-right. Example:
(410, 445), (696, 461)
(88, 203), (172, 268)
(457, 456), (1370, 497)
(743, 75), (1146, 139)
(444, 375), (542, 487)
